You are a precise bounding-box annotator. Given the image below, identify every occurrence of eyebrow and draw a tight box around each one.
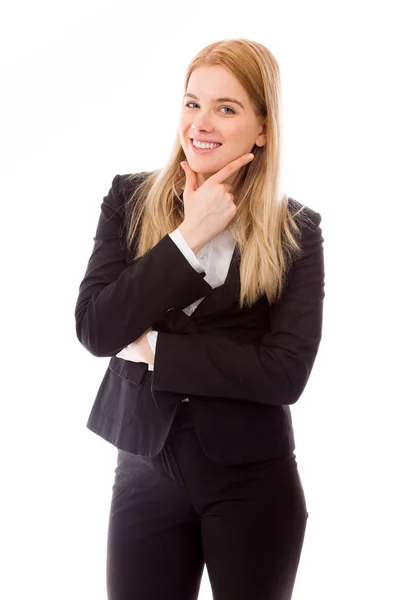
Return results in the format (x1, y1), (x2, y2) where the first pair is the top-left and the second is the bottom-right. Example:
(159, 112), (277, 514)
(183, 93), (245, 110)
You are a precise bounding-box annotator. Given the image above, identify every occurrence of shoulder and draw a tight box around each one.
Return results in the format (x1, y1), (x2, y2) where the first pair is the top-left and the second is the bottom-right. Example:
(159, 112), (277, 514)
(119, 171), (153, 196)
(287, 196), (322, 232)
(113, 171), (152, 204)
(104, 171), (153, 215)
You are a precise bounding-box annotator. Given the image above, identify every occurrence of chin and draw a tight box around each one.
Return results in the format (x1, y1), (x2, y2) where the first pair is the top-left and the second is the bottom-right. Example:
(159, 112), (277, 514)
(187, 164), (214, 175)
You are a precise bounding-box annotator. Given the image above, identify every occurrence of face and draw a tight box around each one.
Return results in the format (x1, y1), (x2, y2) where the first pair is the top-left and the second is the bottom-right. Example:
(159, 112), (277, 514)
(178, 65), (267, 187)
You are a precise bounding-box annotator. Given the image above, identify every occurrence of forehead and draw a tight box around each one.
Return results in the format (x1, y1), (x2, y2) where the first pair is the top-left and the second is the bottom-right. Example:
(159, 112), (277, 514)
(187, 65), (248, 101)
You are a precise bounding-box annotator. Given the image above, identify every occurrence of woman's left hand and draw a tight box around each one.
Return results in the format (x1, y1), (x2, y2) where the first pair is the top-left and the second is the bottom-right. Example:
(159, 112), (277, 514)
(116, 328), (155, 365)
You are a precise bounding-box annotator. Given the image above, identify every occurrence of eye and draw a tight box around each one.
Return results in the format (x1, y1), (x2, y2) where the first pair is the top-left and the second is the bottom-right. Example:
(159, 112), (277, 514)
(185, 102), (236, 115)
(220, 106), (235, 115)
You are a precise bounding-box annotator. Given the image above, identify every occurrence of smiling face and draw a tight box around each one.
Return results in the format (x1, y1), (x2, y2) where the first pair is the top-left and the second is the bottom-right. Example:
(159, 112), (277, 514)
(178, 65), (267, 186)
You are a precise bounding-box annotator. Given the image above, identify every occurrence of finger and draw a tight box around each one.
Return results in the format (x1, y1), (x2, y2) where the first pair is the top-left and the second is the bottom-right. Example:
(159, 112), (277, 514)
(208, 153), (254, 185)
(180, 161), (198, 193)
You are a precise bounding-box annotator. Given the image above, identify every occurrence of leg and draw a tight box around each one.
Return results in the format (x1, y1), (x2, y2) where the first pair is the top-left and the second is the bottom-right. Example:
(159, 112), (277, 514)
(200, 454), (309, 600)
(106, 448), (205, 600)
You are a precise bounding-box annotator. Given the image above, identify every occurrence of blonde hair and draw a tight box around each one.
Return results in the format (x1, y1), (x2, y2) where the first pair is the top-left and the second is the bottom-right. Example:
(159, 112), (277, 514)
(125, 38), (308, 308)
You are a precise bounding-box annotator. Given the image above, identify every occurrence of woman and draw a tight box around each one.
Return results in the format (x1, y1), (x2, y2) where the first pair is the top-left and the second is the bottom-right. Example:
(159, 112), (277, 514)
(75, 38), (325, 600)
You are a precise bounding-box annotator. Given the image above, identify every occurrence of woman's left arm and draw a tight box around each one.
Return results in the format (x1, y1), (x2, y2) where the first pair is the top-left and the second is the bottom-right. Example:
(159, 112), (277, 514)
(150, 212), (325, 407)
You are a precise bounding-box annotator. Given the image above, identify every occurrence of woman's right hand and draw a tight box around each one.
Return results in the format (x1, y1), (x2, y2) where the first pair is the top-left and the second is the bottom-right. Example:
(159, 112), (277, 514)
(179, 153), (254, 252)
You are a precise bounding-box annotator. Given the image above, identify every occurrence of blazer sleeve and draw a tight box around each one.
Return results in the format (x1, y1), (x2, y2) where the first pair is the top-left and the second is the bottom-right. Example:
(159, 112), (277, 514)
(151, 211), (325, 407)
(74, 173), (214, 357)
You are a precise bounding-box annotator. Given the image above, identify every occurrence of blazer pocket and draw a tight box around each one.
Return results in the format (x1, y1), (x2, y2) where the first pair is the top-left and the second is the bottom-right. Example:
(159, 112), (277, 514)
(108, 356), (149, 385)
(98, 357), (149, 427)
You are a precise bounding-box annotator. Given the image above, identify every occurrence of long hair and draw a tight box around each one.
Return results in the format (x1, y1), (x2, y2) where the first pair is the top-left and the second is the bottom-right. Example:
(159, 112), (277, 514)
(124, 38), (308, 308)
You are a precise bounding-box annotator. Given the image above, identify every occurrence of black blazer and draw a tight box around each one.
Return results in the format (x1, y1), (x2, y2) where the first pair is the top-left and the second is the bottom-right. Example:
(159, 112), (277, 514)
(74, 172), (325, 465)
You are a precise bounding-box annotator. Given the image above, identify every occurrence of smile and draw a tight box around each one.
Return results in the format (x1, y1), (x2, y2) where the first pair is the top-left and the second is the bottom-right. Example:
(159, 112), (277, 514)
(190, 138), (222, 153)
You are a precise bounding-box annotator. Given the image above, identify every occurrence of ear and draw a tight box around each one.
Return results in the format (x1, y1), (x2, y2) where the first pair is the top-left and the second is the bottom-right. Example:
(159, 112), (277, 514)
(255, 119), (268, 148)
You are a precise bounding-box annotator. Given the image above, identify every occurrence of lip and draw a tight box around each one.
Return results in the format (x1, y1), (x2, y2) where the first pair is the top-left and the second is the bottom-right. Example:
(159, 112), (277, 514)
(189, 138), (222, 154)
(190, 136), (222, 144)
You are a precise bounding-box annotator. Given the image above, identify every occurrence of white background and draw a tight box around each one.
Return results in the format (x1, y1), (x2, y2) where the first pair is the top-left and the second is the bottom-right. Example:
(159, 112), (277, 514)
(2, 1), (399, 598)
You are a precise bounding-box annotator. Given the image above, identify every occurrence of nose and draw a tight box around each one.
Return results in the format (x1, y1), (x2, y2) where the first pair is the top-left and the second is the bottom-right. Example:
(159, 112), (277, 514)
(191, 111), (215, 133)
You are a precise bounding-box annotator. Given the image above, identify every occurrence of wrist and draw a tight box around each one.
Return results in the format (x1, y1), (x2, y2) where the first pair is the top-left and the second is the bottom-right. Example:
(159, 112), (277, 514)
(178, 223), (204, 255)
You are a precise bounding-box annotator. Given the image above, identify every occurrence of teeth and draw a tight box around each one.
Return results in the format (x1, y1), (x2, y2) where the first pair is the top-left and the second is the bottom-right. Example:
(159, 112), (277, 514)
(192, 139), (221, 149)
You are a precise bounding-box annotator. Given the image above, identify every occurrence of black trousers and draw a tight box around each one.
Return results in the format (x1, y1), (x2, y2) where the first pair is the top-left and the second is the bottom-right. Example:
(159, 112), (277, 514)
(106, 402), (309, 600)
